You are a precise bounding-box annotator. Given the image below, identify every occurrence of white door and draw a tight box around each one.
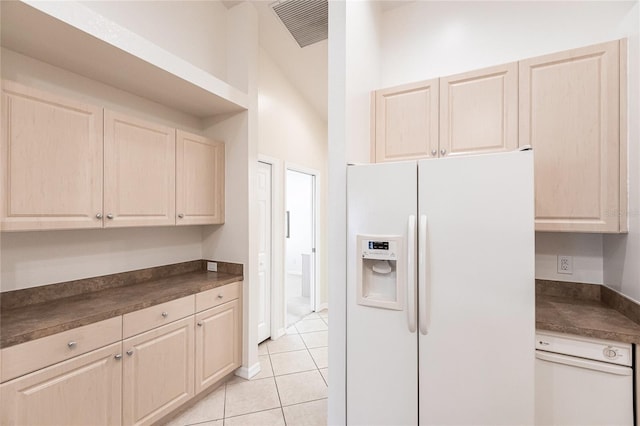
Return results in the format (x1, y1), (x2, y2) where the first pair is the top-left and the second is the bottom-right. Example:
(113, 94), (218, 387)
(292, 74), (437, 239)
(257, 161), (272, 343)
(417, 151), (535, 425)
(285, 169), (316, 325)
(346, 161), (418, 426)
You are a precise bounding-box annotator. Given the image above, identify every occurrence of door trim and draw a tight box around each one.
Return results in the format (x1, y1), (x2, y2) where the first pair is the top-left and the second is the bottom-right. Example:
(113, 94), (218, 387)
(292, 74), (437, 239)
(258, 155), (286, 341)
(285, 163), (322, 313)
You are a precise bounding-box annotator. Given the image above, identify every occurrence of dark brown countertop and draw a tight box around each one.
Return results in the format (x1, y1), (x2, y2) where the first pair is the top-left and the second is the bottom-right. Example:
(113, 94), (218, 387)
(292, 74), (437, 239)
(0, 261), (243, 348)
(536, 280), (640, 344)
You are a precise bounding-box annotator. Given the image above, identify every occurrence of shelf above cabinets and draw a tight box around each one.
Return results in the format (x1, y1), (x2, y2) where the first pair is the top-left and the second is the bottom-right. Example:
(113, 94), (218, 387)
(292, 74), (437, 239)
(0, 1), (248, 118)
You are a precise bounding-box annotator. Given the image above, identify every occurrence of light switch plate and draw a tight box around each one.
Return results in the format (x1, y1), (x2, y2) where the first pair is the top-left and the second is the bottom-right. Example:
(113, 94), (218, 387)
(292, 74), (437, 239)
(557, 255), (573, 274)
(207, 261), (218, 272)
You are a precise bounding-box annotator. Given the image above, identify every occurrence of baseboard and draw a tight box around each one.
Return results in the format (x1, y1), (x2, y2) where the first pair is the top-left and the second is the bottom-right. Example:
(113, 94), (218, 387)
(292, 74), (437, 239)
(272, 327), (287, 339)
(317, 302), (328, 312)
(235, 361), (261, 380)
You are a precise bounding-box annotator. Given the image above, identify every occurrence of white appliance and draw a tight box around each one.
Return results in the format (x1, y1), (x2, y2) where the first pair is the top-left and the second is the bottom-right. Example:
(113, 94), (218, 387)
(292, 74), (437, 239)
(346, 151), (535, 425)
(535, 331), (634, 425)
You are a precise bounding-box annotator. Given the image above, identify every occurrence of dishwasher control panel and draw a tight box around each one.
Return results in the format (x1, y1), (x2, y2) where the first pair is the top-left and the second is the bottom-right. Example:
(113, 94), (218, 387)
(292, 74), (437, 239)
(535, 331), (632, 366)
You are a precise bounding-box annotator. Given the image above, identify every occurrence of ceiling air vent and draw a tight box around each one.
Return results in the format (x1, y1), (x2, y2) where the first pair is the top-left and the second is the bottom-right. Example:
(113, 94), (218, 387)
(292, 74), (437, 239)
(271, 0), (328, 48)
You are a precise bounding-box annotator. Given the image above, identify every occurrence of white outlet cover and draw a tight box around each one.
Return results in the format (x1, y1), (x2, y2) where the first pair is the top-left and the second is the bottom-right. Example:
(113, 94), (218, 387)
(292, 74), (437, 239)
(557, 255), (573, 275)
(207, 261), (218, 272)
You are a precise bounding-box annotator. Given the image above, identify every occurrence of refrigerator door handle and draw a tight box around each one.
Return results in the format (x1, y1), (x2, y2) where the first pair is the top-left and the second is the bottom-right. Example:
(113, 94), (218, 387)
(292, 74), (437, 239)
(419, 214), (430, 335)
(407, 215), (417, 333)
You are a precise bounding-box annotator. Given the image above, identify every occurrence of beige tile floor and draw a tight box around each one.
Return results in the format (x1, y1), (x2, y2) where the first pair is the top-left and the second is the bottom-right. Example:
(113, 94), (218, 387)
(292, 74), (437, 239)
(165, 310), (329, 426)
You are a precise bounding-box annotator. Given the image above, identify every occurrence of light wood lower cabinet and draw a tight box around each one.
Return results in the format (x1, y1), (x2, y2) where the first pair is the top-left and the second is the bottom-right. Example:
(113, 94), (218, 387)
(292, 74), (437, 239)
(0, 282), (242, 426)
(0, 342), (123, 426)
(123, 316), (195, 426)
(195, 298), (242, 393)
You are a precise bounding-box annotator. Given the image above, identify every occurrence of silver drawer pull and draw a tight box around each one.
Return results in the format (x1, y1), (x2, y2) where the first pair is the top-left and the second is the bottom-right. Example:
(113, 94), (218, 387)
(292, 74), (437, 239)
(114, 354), (122, 360)
(217, 294), (223, 299)
(67, 341), (77, 348)
(161, 311), (168, 318)
(539, 341), (550, 346)
(126, 350), (134, 356)
(197, 321), (203, 327)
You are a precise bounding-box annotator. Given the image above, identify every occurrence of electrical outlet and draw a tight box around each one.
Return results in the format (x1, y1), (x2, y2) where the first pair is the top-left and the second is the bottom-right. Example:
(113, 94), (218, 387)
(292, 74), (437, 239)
(557, 255), (573, 274)
(207, 261), (218, 272)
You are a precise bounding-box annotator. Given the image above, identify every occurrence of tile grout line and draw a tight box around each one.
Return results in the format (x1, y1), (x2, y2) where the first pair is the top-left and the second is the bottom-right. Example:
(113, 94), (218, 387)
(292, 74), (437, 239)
(268, 350), (287, 425)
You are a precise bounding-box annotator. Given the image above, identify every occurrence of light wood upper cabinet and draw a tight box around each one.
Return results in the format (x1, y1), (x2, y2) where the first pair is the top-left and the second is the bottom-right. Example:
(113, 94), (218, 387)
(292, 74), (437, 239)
(195, 298), (242, 394)
(374, 79), (439, 162)
(519, 40), (625, 233)
(104, 110), (176, 228)
(122, 316), (195, 426)
(440, 62), (518, 157)
(176, 130), (225, 225)
(0, 342), (122, 426)
(1, 81), (103, 231)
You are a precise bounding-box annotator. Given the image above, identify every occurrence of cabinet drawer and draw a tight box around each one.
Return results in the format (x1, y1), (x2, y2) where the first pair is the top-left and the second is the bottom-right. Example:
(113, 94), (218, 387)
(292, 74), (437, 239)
(123, 295), (194, 339)
(1, 316), (122, 383)
(196, 282), (242, 312)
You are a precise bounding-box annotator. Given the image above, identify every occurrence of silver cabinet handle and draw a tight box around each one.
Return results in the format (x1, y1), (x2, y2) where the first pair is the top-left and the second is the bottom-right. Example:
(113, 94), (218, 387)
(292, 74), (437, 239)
(67, 341), (77, 348)
(431, 150), (437, 156)
(114, 354), (122, 360)
(126, 350), (134, 356)
(161, 311), (168, 318)
(197, 321), (203, 327)
(217, 294), (223, 299)
(440, 149), (447, 156)
(178, 213), (184, 219)
(106, 213), (114, 220)
(96, 213), (103, 219)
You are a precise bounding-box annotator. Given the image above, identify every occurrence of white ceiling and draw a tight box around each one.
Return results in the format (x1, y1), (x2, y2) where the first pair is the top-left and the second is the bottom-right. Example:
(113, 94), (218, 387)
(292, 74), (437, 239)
(236, 1), (414, 123)
(251, 1), (328, 122)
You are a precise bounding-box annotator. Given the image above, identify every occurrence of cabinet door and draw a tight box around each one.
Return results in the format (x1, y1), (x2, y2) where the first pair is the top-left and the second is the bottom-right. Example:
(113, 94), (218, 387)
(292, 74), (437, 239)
(520, 40), (623, 232)
(104, 110), (175, 227)
(374, 79), (439, 162)
(122, 316), (194, 426)
(440, 62), (518, 157)
(176, 130), (225, 225)
(1, 81), (103, 231)
(0, 342), (122, 426)
(195, 298), (241, 394)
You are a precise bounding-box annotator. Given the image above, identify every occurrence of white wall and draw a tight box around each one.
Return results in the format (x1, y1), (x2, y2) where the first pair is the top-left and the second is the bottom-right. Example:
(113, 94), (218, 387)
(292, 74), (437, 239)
(0, 2), (237, 294)
(604, 2), (640, 303)
(202, 2), (260, 379)
(377, 0), (639, 289)
(257, 47), (329, 309)
(1, 227), (203, 291)
(0, 48), (206, 293)
(80, 0), (228, 82)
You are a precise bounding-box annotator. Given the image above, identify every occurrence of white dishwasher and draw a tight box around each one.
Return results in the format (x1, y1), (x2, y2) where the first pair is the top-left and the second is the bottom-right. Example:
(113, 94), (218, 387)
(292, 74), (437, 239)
(535, 330), (635, 426)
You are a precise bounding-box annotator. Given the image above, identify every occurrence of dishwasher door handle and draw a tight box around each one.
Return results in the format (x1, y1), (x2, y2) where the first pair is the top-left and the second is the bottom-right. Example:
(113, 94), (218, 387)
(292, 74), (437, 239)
(536, 351), (632, 376)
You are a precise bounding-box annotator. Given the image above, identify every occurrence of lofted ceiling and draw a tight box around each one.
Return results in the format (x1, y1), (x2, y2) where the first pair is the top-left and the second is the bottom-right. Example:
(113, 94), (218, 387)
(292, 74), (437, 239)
(226, 1), (415, 123)
(251, 1), (328, 122)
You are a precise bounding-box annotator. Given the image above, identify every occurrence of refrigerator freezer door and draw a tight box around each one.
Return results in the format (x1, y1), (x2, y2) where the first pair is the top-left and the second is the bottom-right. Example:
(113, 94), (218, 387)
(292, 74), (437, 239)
(347, 161), (418, 426)
(418, 151), (535, 425)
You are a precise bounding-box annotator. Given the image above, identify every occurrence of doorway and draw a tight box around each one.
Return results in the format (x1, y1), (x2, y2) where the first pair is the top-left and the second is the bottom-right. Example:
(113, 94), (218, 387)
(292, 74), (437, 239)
(257, 161), (272, 343)
(285, 167), (318, 327)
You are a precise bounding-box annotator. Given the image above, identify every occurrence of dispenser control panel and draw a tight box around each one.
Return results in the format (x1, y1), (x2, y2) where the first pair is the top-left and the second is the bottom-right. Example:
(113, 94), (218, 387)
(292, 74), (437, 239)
(362, 239), (398, 260)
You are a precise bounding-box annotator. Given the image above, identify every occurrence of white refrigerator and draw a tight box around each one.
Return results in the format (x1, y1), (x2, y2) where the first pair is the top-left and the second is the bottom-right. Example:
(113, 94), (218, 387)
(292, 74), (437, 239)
(346, 150), (535, 425)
